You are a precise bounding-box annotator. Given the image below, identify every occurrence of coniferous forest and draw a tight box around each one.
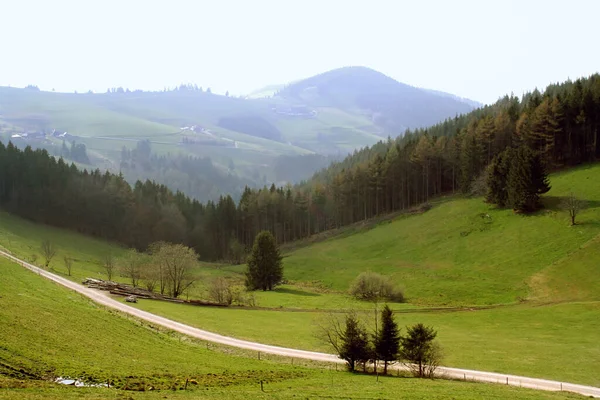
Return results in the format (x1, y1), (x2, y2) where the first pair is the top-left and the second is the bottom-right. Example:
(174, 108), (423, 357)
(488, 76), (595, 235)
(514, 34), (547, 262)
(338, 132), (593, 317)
(0, 75), (599, 261)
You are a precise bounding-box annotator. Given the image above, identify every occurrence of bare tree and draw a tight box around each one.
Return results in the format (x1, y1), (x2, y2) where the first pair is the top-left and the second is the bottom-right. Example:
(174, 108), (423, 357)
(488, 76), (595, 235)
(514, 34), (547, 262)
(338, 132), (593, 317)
(151, 242), (197, 298)
(63, 256), (73, 276)
(103, 253), (115, 281)
(40, 240), (56, 268)
(148, 242), (168, 294)
(561, 192), (585, 226)
(120, 249), (144, 287)
(142, 262), (160, 292)
(208, 277), (233, 305)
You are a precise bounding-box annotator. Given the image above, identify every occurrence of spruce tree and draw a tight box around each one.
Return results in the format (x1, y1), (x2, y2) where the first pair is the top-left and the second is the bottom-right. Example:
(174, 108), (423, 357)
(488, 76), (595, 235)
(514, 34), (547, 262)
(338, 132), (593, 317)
(245, 231), (283, 291)
(399, 323), (438, 378)
(375, 305), (400, 374)
(486, 148), (511, 206)
(507, 146), (550, 212)
(339, 314), (371, 372)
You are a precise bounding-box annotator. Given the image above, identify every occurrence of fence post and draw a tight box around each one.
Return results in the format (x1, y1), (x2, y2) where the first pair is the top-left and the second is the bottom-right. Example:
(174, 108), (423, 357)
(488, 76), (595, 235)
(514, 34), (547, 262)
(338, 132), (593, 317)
(258, 351), (261, 360)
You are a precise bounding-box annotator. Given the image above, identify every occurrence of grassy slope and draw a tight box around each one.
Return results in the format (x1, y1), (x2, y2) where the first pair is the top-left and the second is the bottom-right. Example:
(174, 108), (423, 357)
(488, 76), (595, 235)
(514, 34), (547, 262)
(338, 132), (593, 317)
(285, 164), (600, 306)
(0, 165), (599, 386)
(1, 261), (581, 400)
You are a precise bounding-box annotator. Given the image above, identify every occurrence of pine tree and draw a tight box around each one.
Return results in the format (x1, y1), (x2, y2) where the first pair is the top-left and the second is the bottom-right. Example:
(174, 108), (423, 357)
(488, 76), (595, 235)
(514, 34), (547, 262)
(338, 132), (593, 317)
(507, 146), (550, 212)
(245, 231), (283, 291)
(486, 148), (512, 206)
(375, 305), (400, 374)
(399, 323), (439, 378)
(339, 314), (371, 372)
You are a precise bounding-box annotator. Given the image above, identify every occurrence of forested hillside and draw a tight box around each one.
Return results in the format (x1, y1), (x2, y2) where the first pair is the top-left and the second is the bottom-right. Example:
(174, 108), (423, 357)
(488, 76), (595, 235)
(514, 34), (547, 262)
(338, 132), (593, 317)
(0, 75), (598, 261)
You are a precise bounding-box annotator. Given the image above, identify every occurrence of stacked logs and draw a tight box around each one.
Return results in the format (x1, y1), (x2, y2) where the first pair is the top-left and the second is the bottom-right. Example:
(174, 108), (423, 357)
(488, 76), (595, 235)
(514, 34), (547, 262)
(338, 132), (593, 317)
(82, 278), (183, 302)
(81, 278), (227, 307)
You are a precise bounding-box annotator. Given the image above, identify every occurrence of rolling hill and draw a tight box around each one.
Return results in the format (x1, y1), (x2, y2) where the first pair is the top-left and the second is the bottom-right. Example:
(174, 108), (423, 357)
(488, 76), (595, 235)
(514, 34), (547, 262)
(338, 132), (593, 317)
(276, 66), (477, 132)
(0, 67), (477, 201)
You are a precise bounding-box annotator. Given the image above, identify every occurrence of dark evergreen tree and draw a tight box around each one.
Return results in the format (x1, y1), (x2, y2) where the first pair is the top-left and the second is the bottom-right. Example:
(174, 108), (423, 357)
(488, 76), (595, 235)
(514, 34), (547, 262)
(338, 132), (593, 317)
(339, 314), (371, 372)
(507, 146), (550, 212)
(399, 323), (438, 378)
(374, 305), (400, 374)
(486, 148), (512, 206)
(245, 231), (283, 291)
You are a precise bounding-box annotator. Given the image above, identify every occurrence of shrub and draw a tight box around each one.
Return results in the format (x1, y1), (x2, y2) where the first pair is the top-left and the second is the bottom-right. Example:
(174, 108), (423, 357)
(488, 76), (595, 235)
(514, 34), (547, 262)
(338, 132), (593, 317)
(349, 272), (404, 302)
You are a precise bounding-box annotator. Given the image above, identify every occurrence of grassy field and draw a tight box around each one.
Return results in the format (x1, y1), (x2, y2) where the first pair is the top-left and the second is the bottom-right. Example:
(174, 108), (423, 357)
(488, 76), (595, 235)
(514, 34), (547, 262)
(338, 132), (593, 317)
(1, 259), (584, 400)
(131, 299), (600, 386)
(0, 165), (599, 388)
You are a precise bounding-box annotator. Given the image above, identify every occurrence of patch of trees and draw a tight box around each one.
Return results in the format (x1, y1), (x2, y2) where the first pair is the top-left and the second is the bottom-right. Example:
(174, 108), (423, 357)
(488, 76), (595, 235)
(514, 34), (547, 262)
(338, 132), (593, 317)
(486, 146), (550, 212)
(61, 141), (91, 164)
(322, 306), (441, 376)
(116, 242), (198, 298)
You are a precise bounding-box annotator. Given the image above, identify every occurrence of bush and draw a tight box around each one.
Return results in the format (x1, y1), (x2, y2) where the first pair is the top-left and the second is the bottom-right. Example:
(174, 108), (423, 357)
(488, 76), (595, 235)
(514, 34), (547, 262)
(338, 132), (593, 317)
(349, 272), (404, 302)
(208, 277), (234, 305)
(208, 278), (257, 307)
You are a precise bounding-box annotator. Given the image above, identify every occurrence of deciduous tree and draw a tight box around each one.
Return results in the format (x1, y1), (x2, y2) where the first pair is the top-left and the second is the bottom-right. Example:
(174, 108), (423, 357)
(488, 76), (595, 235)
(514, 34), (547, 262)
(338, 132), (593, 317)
(151, 242), (198, 298)
(561, 192), (585, 226)
(40, 240), (56, 268)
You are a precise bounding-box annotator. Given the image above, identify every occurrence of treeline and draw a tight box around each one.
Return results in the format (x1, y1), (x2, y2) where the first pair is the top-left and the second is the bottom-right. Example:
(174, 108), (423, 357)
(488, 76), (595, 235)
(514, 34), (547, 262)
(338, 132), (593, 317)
(0, 75), (598, 261)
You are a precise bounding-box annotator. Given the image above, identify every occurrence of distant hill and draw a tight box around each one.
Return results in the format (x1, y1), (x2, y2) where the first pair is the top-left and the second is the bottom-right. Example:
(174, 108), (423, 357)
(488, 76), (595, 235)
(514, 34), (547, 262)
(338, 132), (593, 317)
(0, 67), (478, 201)
(276, 66), (478, 132)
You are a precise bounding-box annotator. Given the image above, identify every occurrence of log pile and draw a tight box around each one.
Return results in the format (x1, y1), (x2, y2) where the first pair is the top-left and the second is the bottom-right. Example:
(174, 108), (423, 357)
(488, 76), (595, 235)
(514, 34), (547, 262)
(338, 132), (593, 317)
(82, 278), (183, 303)
(81, 278), (227, 307)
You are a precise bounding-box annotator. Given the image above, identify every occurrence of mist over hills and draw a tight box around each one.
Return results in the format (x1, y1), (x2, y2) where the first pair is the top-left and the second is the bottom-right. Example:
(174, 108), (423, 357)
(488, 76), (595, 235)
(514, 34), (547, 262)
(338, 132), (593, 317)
(0, 66), (478, 201)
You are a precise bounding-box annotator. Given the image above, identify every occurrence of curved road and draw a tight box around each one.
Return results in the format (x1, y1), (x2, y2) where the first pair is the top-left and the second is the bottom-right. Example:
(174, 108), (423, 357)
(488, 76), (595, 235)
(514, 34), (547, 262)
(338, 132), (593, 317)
(2, 249), (599, 398)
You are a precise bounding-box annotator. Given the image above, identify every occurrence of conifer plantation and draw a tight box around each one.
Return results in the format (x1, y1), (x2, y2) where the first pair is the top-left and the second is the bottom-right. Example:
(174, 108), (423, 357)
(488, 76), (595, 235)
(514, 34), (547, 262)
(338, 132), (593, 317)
(0, 74), (598, 261)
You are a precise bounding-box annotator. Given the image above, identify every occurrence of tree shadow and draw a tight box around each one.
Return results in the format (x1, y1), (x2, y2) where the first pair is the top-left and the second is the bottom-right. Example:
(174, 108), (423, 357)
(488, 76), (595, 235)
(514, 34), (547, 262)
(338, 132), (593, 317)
(542, 196), (600, 212)
(274, 287), (321, 297)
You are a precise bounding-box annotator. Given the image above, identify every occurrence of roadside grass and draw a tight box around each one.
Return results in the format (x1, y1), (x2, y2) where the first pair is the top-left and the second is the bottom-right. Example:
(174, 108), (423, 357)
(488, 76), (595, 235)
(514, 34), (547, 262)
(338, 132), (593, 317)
(1, 260), (585, 400)
(0, 374), (586, 400)
(0, 259), (297, 389)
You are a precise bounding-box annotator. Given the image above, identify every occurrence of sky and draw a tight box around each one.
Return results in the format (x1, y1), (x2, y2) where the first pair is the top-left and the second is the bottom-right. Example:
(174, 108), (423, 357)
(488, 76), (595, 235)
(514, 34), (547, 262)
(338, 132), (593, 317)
(0, 0), (598, 105)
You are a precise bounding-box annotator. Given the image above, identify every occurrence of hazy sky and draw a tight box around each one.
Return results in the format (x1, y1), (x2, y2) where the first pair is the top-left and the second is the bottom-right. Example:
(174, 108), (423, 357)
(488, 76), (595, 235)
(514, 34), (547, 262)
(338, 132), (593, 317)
(1, 0), (598, 104)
